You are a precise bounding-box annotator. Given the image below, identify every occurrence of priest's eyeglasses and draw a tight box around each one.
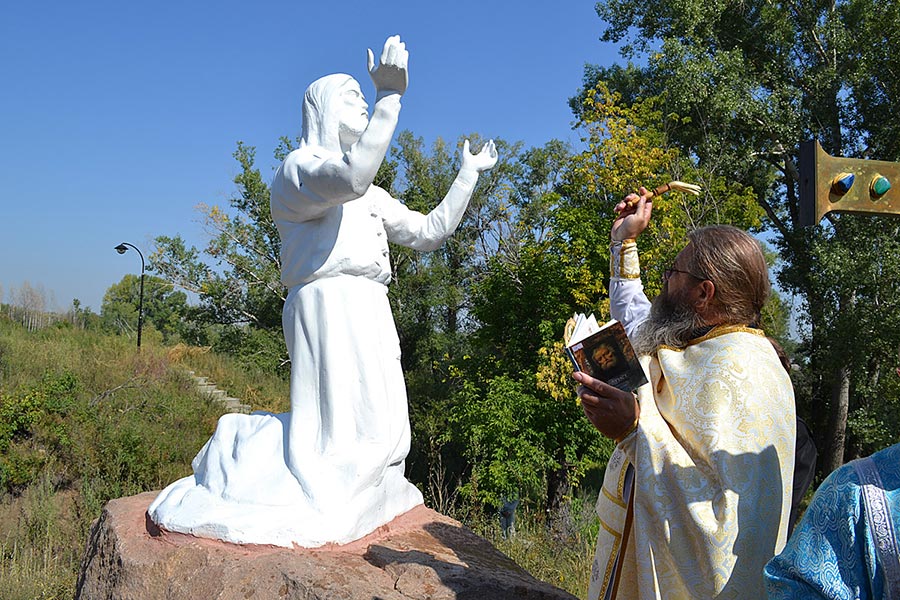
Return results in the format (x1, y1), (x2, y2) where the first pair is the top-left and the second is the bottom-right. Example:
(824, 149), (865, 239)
(663, 266), (707, 282)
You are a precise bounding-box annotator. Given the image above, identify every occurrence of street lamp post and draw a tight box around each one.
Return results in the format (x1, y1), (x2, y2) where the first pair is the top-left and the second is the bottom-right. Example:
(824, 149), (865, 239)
(114, 242), (145, 349)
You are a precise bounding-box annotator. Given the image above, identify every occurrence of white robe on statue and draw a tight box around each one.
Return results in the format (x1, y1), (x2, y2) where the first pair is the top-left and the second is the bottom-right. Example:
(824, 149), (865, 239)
(149, 73), (480, 547)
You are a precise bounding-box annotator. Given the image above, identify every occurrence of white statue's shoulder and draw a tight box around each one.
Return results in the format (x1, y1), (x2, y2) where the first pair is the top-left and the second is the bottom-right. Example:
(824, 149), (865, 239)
(274, 145), (341, 191)
(280, 145), (331, 171)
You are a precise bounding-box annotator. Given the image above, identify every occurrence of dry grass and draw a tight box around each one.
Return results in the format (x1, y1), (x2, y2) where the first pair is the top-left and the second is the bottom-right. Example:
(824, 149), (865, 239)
(167, 342), (290, 414)
(0, 477), (79, 599)
(0, 320), (226, 596)
(0, 319), (595, 598)
(0, 540), (74, 600)
(465, 498), (598, 599)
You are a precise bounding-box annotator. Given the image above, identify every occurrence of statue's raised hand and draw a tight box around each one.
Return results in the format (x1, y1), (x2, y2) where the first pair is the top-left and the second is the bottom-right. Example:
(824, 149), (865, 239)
(461, 139), (498, 173)
(368, 35), (408, 98)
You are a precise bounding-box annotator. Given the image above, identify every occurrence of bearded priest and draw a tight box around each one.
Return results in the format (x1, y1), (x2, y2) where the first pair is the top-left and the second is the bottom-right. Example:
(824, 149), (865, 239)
(576, 188), (796, 600)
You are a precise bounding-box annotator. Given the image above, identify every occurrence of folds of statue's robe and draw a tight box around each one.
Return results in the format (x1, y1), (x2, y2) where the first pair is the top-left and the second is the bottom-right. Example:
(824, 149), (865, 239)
(589, 326), (796, 600)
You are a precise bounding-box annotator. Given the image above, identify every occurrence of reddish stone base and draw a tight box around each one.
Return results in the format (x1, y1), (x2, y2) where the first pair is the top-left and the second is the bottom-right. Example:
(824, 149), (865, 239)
(75, 491), (577, 600)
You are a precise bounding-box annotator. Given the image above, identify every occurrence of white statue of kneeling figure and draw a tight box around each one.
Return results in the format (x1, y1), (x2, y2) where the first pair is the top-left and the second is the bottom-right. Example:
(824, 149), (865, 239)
(149, 35), (498, 548)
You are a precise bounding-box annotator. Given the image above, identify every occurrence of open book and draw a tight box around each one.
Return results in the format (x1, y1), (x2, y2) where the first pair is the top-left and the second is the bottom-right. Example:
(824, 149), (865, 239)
(564, 314), (648, 393)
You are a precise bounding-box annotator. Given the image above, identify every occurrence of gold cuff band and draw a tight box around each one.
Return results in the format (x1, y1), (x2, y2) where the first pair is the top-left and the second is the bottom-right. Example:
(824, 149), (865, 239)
(615, 397), (640, 443)
(615, 416), (639, 444)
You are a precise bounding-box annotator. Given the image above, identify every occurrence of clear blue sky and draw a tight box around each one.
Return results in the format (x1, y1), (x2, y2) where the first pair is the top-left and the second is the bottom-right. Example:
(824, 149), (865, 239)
(1, 1), (620, 312)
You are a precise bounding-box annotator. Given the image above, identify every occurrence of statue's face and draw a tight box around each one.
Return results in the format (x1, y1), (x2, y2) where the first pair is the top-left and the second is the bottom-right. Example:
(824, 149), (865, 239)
(337, 79), (369, 147)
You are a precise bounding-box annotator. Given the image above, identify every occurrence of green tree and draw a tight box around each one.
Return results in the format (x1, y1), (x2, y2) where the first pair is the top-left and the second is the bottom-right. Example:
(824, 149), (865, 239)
(466, 86), (764, 519)
(383, 132), (523, 507)
(100, 275), (190, 343)
(379, 132), (613, 520)
(150, 142), (286, 367)
(451, 138), (614, 517)
(448, 372), (608, 517)
(471, 140), (578, 376)
(152, 142), (283, 330)
(66, 298), (101, 331)
(585, 0), (900, 473)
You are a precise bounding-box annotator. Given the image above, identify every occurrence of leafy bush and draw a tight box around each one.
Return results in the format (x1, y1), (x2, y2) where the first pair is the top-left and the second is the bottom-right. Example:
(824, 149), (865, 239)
(449, 371), (611, 521)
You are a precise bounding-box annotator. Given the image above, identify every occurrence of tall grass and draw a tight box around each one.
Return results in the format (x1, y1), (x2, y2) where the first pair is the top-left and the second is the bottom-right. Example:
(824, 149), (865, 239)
(0, 318), (595, 598)
(0, 317), (289, 598)
(0, 474), (77, 598)
(0, 540), (73, 600)
(166, 343), (290, 414)
(456, 494), (597, 599)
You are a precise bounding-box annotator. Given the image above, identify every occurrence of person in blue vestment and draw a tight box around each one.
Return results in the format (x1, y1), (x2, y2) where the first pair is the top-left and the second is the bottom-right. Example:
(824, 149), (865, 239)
(765, 348), (900, 599)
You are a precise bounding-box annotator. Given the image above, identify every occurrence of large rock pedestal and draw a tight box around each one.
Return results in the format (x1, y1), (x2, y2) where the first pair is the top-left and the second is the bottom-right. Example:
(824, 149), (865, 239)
(75, 492), (578, 600)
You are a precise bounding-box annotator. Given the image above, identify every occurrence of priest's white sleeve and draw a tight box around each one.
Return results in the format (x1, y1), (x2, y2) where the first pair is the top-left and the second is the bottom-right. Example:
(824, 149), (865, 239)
(609, 239), (650, 339)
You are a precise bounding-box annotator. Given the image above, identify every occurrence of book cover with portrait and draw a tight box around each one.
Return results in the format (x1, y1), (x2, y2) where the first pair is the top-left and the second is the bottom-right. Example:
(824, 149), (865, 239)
(564, 315), (648, 393)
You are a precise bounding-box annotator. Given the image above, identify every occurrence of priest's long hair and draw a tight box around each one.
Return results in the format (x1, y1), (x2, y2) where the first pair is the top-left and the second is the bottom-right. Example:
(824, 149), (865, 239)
(687, 225), (770, 327)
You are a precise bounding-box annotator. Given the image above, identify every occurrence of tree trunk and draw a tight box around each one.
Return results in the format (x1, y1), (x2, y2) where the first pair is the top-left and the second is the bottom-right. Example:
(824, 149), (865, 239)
(546, 464), (569, 513)
(546, 463), (572, 541)
(823, 365), (850, 474)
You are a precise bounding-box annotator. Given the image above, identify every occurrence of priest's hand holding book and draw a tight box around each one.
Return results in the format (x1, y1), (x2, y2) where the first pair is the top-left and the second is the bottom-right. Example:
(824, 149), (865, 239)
(576, 372), (641, 443)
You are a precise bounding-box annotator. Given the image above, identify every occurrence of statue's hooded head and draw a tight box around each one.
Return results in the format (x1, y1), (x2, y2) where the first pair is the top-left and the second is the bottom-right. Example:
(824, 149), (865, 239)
(300, 73), (367, 151)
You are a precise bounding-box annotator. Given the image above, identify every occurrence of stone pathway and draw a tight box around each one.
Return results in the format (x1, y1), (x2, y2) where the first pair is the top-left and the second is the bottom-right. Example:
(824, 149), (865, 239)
(187, 371), (251, 414)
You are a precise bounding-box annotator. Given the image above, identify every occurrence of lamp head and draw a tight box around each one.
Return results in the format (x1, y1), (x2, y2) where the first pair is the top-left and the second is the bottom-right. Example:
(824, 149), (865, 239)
(115, 243), (128, 255)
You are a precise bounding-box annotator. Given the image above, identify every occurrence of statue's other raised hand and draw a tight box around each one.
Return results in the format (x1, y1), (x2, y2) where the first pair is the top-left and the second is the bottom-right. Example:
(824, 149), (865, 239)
(368, 35), (408, 99)
(461, 139), (498, 173)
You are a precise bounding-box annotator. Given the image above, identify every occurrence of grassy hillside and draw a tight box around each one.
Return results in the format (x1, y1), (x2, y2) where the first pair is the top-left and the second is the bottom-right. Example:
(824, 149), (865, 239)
(0, 316), (289, 598)
(0, 316), (593, 599)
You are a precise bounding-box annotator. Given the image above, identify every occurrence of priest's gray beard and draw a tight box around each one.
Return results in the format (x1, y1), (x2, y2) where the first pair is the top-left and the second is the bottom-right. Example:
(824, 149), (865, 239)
(631, 285), (706, 356)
